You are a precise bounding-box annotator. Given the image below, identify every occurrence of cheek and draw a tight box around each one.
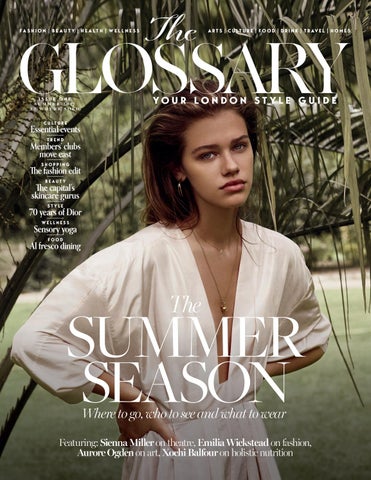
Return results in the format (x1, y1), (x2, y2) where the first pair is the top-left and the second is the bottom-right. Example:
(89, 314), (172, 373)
(250, 159), (254, 176)
(185, 170), (215, 197)
(241, 154), (254, 174)
(183, 161), (210, 182)
(188, 172), (210, 191)
(249, 152), (255, 169)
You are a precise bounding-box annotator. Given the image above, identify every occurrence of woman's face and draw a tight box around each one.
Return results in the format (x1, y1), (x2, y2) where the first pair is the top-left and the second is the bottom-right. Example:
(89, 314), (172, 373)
(180, 109), (254, 214)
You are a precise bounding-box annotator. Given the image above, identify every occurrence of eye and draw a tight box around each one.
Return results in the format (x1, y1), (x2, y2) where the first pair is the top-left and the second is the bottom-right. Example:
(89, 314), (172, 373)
(198, 151), (216, 160)
(233, 142), (248, 151)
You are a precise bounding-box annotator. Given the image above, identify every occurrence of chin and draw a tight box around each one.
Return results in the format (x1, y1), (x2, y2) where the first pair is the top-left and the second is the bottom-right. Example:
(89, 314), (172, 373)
(224, 193), (250, 208)
(218, 201), (246, 212)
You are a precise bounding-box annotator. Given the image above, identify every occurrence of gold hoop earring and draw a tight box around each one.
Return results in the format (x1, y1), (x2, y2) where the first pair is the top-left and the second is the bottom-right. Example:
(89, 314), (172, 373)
(177, 182), (183, 197)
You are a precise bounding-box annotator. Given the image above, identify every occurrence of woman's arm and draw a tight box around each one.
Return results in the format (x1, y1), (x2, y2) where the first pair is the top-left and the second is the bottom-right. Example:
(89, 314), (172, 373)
(92, 372), (179, 449)
(265, 346), (325, 377)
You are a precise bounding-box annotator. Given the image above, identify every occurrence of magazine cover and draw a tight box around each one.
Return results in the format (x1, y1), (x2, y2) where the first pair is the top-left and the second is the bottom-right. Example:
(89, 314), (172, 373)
(1, 1), (370, 479)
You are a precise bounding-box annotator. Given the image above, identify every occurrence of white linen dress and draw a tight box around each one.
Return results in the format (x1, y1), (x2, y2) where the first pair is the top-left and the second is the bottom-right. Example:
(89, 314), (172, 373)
(11, 221), (331, 480)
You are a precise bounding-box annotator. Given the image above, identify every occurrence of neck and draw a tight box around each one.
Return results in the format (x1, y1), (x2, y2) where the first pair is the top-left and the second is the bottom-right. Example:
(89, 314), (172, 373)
(193, 207), (240, 245)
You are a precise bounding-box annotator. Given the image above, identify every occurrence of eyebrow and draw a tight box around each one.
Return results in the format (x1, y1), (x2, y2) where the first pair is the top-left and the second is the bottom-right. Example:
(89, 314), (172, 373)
(191, 135), (250, 155)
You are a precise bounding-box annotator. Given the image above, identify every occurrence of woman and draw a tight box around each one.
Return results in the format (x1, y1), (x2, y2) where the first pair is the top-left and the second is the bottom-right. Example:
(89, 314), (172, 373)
(12, 80), (331, 479)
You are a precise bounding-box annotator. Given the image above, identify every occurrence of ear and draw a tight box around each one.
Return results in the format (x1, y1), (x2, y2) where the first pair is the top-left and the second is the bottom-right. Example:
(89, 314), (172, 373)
(173, 167), (186, 182)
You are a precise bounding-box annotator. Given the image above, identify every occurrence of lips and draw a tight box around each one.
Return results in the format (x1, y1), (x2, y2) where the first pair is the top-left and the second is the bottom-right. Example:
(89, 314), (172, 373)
(220, 179), (246, 190)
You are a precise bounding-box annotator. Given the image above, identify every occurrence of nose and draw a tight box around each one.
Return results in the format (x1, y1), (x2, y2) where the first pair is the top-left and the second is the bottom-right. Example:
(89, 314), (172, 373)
(221, 151), (239, 176)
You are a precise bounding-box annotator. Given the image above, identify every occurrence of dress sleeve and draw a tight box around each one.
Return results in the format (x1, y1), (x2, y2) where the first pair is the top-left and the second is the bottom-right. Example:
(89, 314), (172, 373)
(267, 243), (331, 362)
(11, 257), (112, 404)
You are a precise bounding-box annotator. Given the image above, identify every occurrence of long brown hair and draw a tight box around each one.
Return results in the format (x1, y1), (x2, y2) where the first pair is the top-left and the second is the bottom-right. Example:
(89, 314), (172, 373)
(142, 79), (259, 227)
